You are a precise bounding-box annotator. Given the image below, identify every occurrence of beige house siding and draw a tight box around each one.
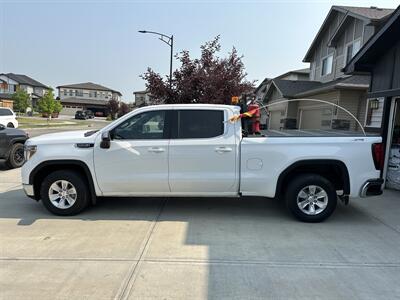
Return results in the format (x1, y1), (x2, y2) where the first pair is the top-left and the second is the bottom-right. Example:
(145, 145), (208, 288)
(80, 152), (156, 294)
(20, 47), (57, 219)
(297, 91), (339, 108)
(338, 90), (368, 130)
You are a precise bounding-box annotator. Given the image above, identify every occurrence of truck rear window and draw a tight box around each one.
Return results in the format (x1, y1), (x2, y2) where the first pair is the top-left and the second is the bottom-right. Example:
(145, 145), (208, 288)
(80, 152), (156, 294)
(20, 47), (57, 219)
(176, 110), (224, 139)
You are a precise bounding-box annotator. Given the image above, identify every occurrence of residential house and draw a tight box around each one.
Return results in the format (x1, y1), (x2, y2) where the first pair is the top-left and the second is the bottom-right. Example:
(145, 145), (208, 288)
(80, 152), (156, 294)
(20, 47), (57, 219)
(264, 6), (394, 131)
(256, 68), (310, 128)
(343, 5), (400, 190)
(57, 82), (122, 116)
(0, 73), (49, 109)
(133, 90), (152, 107)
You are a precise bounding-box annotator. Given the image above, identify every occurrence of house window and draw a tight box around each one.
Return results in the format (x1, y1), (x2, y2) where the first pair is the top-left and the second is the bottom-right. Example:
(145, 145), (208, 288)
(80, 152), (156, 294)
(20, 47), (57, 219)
(345, 39), (361, 64)
(63, 89), (67, 96)
(69, 90), (73, 96)
(321, 54), (333, 76)
(94, 91), (97, 98)
(365, 97), (384, 127)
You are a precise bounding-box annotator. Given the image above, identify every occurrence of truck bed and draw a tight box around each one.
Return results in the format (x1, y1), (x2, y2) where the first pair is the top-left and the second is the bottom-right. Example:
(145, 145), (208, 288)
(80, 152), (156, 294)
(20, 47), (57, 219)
(254, 129), (380, 137)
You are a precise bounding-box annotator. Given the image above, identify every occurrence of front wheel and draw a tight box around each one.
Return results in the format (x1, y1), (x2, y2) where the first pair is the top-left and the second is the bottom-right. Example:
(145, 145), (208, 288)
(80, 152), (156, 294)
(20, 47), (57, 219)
(6, 143), (25, 168)
(40, 170), (89, 216)
(7, 122), (14, 128)
(285, 174), (337, 222)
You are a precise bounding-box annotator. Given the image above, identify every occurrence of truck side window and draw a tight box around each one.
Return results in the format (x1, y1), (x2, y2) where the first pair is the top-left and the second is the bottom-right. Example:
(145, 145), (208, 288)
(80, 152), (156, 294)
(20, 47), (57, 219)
(113, 110), (166, 140)
(0, 108), (13, 116)
(176, 110), (224, 139)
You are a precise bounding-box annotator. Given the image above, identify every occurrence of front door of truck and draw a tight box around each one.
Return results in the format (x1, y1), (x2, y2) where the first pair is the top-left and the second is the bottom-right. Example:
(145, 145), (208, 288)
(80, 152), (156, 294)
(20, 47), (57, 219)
(168, 109), (238, 195)
(94, 109), (171, 195)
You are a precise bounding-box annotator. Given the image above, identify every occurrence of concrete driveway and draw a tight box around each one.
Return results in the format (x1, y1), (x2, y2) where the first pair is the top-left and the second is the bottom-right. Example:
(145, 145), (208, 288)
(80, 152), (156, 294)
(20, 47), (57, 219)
(1, 167), (400, 299)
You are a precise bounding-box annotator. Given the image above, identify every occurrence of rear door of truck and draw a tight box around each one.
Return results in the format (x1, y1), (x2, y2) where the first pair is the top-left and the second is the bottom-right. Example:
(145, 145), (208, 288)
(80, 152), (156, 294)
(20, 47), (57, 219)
(168, 108), (239, 195)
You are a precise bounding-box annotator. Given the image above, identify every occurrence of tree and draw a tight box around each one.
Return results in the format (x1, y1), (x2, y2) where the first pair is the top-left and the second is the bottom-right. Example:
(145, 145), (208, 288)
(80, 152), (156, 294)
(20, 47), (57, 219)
(118, 102), (131, 117)
(11, 89), (30, 114)
(37, 89), (57, 118)
(107, 99), (119, 120)
(141, 36), (254, 104)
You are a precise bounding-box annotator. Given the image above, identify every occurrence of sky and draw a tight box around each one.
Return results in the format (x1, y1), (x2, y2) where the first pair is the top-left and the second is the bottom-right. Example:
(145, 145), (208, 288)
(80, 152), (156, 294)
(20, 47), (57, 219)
(1, 0), (399, 102)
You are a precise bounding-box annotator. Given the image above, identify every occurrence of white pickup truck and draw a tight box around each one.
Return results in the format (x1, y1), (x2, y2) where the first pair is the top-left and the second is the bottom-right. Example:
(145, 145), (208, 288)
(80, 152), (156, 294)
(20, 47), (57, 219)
(22, 104), (384, 222)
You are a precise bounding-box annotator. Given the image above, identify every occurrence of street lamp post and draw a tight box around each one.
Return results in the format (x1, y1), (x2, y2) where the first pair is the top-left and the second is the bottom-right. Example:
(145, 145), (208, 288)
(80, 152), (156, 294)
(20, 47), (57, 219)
(138, 30), (174, 88)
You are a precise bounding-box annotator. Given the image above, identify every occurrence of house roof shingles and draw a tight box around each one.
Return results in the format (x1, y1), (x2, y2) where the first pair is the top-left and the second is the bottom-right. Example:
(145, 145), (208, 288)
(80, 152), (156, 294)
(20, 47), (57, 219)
(57, 82), (122, 96)
(273, 79), (321, 97)
(1, 73), (49, 89)
(335, 6), (394, 21)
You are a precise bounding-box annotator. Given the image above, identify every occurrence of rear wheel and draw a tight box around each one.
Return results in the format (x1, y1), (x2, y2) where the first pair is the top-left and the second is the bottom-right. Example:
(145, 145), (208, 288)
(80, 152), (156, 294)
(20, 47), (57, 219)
(285, 174), (337, 222)
(6, 143), (25, 168)
(40, 170), (89, 216)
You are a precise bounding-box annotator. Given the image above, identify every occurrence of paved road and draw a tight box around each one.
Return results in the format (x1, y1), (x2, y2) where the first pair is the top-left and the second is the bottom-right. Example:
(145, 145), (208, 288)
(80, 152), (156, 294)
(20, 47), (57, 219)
(1, 166), (400, 299)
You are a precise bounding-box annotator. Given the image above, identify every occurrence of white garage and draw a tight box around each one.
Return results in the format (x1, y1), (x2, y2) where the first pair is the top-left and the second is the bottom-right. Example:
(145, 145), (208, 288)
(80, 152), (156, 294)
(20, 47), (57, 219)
(268, 110), (284, 130)
(299, 107), (333, 129)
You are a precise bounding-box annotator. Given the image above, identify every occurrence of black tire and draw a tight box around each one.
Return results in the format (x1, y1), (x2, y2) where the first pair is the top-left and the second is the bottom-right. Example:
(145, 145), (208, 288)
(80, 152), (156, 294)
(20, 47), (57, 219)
(5, 143), (25, 169)
(7, 122), (14, 128)
(40, 170), (89, 216)
(285, 174), (337, 223)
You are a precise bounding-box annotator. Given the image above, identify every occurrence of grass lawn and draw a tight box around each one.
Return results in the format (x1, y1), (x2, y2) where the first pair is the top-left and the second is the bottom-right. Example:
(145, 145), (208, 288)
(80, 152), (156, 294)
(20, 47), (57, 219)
(17, 117), (88, 129)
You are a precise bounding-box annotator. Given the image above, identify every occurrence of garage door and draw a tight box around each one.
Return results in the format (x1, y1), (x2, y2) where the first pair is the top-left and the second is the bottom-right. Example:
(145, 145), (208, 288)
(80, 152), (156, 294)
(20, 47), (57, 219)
(269, 110), (283, 130)
(300, 107), (332, 129)
(61, 106), (83, 116)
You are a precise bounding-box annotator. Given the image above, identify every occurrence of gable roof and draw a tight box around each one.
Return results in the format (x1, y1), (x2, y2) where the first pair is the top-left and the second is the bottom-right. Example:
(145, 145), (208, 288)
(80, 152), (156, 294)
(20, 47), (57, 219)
(276, 68), (310, 79)
(1, 73), (49, 89)
(336, 6), (394, 20)
(303, 6), (394, 62)
(57, 82), (122, 96)
(271, 79), (321, 98)
(343, 5), (400, 74)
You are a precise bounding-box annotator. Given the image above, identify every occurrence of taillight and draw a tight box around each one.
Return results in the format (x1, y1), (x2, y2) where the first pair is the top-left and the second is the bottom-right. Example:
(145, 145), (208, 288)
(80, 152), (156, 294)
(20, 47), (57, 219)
(372, 143), (384, 170)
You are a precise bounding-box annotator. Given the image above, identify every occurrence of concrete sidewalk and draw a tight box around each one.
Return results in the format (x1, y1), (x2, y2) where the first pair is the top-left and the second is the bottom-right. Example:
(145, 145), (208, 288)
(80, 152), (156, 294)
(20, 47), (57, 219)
(1, 167), (400, 299)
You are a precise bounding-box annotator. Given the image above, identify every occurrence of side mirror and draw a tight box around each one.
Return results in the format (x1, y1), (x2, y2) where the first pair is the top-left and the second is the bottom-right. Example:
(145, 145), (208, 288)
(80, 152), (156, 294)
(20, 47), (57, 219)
(0, 124), (5, 130)
(100, 131), (111, 149)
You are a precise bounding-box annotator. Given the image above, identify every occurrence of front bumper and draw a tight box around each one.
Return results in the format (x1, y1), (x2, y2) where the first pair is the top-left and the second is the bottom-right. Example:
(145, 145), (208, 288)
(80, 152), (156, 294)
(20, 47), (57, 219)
(22, 184), (35, 197)
(360, 179), (384, 197)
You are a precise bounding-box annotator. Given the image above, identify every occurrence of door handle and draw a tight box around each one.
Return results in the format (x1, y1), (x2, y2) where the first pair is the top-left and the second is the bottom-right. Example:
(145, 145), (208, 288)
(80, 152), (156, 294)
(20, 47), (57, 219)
(215, 146), (232, 153)
(148, 147), (165, 153)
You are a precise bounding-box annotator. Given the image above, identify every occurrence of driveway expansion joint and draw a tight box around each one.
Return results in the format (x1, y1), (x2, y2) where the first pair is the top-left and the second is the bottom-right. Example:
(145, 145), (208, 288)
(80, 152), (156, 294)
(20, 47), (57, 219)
(116, 197), (168, 300)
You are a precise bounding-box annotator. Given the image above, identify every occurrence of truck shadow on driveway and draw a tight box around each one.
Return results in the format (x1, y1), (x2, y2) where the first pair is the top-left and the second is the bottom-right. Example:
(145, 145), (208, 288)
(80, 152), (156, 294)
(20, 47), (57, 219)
(2, 188), (400, 299)
(0, 188), (376, 226)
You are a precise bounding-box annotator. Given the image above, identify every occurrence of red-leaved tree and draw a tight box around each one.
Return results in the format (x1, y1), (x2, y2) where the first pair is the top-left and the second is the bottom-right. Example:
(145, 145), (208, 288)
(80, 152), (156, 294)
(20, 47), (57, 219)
(107, 99), (119, 120)
(118, 102), (131, 117)
(141, 36), (254, 104)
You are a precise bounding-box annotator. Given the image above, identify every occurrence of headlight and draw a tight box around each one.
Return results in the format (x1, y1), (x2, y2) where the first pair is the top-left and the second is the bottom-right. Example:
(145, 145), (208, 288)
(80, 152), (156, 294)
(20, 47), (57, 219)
(24, 145), (37, 160)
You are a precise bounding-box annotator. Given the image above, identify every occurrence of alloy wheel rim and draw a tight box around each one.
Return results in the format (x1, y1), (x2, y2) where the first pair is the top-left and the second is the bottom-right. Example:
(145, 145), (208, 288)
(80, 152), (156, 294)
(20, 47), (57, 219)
(48, 180), (77, 209)
(296, 185), (328, 215)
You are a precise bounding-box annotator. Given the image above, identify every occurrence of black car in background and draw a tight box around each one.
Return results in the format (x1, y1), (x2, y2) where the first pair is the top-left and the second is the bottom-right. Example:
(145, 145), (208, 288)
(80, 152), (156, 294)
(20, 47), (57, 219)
(0, 124), (28, 168)
(75, 110), (88, 120)
(84, 110), (94, 119)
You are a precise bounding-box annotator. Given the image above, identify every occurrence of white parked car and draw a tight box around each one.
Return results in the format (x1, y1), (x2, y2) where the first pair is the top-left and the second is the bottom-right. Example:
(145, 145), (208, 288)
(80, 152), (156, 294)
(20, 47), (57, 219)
(21, 104), (384, 222)
(0, 107), (18, 128)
